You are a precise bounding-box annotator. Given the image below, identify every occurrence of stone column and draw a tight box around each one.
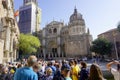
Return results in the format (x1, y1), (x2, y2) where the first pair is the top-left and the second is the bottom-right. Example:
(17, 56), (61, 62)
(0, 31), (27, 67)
(4, 26), (11, 62)
(10, 31), (14, 62)
(58, 46), (61, 57)
(57, 34), (61, 57)
(10, 31), (14, 52)
(13, 49), (16, 61)
(0, 40), (4, 63)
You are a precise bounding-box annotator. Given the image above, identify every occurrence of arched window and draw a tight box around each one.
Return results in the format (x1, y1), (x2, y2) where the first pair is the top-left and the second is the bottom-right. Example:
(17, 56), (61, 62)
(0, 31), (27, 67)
(53, 28), (57, 33)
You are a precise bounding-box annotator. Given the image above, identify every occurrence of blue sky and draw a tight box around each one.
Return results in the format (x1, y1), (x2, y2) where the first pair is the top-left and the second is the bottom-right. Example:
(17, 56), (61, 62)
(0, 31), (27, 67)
(14, 0), (120, 39)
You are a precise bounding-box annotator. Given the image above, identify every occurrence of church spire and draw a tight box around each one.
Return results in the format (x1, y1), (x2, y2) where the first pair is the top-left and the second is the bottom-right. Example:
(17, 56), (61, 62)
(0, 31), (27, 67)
(74, 6), (77, 14)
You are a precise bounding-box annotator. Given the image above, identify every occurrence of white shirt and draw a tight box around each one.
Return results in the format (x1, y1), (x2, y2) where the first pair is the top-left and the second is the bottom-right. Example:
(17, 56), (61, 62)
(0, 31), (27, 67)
(111, 68), (120, 80)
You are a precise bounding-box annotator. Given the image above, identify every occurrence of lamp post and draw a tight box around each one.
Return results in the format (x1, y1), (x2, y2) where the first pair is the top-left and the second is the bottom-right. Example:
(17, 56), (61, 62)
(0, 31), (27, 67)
(113, 31), (119, 60)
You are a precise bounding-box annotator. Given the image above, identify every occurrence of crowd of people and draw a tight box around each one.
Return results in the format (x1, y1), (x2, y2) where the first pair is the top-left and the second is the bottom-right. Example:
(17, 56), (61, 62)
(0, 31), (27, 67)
(0, 55), (120, 80)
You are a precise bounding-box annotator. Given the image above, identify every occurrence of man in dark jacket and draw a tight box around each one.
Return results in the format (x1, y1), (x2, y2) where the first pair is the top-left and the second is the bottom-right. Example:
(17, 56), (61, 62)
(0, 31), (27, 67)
(53, 64), (72, 80)
(79, 61), (89, 80)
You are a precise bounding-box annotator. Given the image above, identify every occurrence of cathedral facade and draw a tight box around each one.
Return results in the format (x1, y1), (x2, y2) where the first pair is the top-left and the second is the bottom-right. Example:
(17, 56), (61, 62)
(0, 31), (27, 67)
(38, 8), (92, 59)
(0, 0), (20, 63)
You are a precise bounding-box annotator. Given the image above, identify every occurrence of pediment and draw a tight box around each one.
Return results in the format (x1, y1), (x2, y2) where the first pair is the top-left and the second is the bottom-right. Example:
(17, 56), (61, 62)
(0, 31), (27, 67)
(48, 21), (61, 26)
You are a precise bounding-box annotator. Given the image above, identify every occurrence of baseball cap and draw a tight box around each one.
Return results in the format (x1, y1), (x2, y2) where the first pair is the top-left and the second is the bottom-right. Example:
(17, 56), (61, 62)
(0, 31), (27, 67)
(61, 64), (71, 71)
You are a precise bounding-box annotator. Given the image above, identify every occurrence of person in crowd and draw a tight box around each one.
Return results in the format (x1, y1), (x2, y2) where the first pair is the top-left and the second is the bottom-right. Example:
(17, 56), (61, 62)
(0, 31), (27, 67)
(53, 64), (72, 80)
(33, 62), (40, 73)
(44, 67), (53, 80)
(69, 60), (74, 68)
(62, 60), (67, 66)
(71, 60), (80, 80)
(38, 61), (45, 73)
(17, 63), (22, 68)
(79, 61), (89, 80)
(45, 62), (52, 70)
(89, 63), (106, 80)
(69, 60), (74, 77)
(9, 68), (15, 80)
(92, 55), (96, 63)
(33, 62), (45, 80)
(45, 61), (56, 76)
(50, 60), (56, 76)
(0, 66), (11, 80)
(106, 60), (120, 80)
(0, 64), (4, 75)
(14, 55), (38, 80)
(54, 63), (61, 77)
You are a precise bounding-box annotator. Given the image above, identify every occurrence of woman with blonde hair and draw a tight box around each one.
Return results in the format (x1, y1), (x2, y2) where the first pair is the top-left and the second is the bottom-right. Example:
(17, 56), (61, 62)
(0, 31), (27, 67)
(89, 63), (106, 80)
(45, 67), (53, 80)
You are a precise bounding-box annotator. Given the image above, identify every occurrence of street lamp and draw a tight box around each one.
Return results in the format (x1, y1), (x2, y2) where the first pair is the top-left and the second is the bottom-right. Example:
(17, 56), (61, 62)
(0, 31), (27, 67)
(113, 30), (119, 60)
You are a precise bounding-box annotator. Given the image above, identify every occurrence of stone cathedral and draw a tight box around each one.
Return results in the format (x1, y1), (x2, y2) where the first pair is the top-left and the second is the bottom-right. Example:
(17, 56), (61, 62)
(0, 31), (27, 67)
(38, 8), (92, 58)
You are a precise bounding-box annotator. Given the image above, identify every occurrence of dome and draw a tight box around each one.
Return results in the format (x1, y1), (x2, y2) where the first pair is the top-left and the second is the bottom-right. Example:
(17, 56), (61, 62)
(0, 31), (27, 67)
(70, 7), (83, 23)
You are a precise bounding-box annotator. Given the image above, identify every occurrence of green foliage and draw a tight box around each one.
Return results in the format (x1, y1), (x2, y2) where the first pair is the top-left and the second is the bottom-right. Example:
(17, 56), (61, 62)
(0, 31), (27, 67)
(19, 33), (40, 54)
(117, 24), (120, 32)
(90, 38), (113, 55)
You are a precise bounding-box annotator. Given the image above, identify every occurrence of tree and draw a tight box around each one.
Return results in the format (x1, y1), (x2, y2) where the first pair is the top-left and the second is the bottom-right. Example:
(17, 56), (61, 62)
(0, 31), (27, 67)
(90, 38), (113, 55)
(117, 22), (120, 32)
(18, 33), (40, 54)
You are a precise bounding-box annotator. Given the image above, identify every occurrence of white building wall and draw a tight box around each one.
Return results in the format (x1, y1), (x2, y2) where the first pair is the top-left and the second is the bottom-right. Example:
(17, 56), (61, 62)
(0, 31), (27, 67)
(0, 40), (4, 63)
(0, 0), (20, 63)
(31, 3), (37, 33)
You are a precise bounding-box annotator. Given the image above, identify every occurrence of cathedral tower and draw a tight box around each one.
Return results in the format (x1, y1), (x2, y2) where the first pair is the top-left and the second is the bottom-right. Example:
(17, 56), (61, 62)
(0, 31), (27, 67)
(23, 0), (37, 5)
(18, 0), (41, 34)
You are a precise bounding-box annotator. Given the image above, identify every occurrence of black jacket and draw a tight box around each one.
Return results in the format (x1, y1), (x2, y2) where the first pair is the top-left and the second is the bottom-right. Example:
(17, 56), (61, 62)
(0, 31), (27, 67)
(53, 74), (66, 80)
(79, 68), (89, 80)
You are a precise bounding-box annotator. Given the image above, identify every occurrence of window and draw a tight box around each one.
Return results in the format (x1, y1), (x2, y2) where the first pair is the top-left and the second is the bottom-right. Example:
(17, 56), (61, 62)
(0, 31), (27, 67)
(19, 9), (31, 23)
(53, 28), (57, 33)
(2, 0), (7, 9)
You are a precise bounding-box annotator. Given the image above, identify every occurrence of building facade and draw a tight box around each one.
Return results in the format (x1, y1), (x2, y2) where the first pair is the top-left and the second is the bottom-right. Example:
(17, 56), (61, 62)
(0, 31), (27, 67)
(0, 0), (19, 63)
(98, 28), (120, 59)
(18, 0), (41, 34)
(38, 8), (92, 59)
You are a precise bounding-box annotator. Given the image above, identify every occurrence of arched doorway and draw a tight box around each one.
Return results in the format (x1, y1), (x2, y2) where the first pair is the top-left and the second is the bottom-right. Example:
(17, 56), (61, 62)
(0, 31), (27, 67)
(47, 41), (58, 57)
